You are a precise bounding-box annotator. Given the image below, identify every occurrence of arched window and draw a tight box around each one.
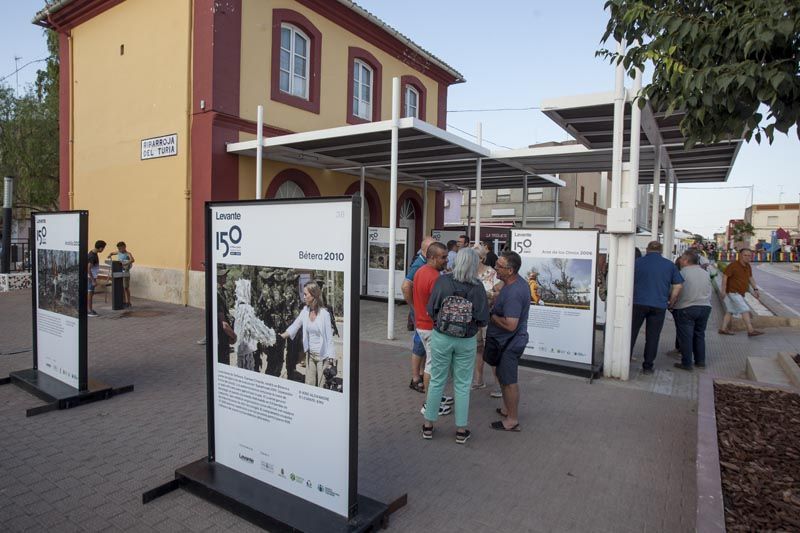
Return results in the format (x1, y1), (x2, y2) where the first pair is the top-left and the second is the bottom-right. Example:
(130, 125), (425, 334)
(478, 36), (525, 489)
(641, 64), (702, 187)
(279, 24), (309, 99)
(404, 85), (419, 118)
(275, 180), (305, 199)
(353, 59), (373, 120)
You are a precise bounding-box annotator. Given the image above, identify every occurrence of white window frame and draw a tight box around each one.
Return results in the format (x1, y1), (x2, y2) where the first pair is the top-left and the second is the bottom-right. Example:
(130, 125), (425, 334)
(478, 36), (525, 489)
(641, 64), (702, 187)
(527, 187), (544, 202)
(404, 85), (419, 118)
(353, 59), (373, 120)
(279, 23), (310, 100)
(496, 188), (511, 203)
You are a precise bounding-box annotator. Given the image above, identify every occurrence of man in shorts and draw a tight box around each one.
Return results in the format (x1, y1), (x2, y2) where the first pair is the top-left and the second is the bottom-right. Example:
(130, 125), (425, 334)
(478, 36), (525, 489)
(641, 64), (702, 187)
(486, 251), (529, 432)
(401, 236), (436, 392)
(87, 240), (106, 316)
(719, 248), (763, 337)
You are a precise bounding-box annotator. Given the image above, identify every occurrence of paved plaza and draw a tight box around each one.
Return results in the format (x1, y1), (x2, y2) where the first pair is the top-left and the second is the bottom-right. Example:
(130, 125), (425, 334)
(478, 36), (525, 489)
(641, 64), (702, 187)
(1, 290), (799, 532)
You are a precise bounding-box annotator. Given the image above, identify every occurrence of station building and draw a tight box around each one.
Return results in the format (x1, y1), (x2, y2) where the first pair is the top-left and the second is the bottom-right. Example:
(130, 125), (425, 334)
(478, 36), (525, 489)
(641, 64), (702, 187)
(36, 0), (464, 306)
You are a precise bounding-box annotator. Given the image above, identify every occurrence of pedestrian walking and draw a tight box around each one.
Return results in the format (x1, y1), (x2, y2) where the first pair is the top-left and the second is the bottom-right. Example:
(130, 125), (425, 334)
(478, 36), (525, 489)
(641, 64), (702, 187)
(485, 250), (530, 432)
(672, 251), (712, 371)
(421, 247), (489, 443)
(631, 241), (684, 375)
(719, 248), (764, 337)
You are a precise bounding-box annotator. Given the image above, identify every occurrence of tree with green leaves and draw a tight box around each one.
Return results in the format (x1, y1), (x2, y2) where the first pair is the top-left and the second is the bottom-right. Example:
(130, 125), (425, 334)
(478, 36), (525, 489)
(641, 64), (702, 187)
(599, 0), (800, 148)
(0, 29), (59, 211)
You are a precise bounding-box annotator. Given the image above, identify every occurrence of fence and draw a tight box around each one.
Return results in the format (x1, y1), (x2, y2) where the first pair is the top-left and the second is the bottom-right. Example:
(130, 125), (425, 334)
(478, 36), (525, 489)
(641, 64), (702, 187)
(717, 250), (799, 263)
(3, 238), (32, 272)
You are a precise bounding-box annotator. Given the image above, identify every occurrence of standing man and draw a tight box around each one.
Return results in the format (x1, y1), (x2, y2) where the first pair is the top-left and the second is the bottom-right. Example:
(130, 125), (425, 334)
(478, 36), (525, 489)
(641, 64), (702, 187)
(402, 236), (436, 392)
(445, 240), (458, 271)
(719, 248), (764, 337)
(413, 241), (452, 415)
(457, 234), (469, 250)
(631, 241), (684, 375)
(486, 251), (529, 432)
(217, 268), (237, 364)
(672, 251), (712, 371)
(87, 240), (106, 317)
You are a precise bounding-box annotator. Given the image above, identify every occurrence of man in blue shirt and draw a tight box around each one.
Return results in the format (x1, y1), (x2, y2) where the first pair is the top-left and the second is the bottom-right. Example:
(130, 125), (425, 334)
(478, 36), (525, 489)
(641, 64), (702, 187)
(401, 236), (436, 392)
(632, 241), (684, 374)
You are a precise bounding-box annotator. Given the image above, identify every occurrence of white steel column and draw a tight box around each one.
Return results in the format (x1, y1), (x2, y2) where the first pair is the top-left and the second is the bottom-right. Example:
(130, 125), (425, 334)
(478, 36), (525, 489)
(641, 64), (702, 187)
(422, 180), (428, 237)
(600, 171), (609, 210)
(360, 166), (366, 295)
(475, 122), (483, 244)
(387, 77), (400, 340)
(603, 39), (627, 379)
(663, 171), (673, 259)
(651, 146), (662, 238)
(522, 175), (528, 226)
(256, 104), (264, 198)
(554, 186), (560, 228)
(669, 175), (678, 258)
(611, 68), (642, 381)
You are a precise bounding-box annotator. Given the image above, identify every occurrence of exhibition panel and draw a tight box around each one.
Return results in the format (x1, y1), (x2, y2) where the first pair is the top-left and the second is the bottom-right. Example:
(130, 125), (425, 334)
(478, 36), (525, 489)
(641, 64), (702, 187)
(366, 226), (407, 300)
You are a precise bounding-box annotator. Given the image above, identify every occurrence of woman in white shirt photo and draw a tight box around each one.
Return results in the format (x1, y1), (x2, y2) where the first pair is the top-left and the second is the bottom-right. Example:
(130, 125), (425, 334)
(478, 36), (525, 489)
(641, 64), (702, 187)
(281, 281), (335, 388)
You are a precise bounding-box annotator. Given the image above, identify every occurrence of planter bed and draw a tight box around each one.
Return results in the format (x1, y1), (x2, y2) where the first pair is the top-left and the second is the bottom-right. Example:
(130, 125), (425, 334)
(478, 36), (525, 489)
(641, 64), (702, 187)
(714, 381), (800, 531)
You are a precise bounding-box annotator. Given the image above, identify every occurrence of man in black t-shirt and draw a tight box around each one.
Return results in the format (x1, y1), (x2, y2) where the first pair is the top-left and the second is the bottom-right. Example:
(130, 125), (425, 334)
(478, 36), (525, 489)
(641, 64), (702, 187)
(87, 240), (106, 316)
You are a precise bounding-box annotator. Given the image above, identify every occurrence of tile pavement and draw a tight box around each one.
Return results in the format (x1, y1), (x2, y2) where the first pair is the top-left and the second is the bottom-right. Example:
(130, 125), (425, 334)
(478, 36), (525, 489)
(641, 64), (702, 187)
(1, 289), (794, 531)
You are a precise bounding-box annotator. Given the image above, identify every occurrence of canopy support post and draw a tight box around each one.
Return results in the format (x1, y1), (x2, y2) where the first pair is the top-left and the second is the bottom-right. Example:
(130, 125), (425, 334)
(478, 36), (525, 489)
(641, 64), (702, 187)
(387, 77), (400, 340)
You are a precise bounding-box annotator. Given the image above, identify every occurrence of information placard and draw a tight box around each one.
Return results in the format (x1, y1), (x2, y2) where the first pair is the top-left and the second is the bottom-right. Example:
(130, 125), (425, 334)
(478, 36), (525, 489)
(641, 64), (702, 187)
(208, 198), (357, 518)
(430, 228), (463, 245)
(365, 226), (406, 299)
(32, 212), (87, 389)
(510, 229), (598, 366)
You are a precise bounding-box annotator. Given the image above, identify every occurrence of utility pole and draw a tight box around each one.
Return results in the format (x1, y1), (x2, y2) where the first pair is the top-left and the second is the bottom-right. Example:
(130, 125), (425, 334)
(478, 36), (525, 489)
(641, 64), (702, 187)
(13, 56), (21, 96)
(1, 176), (13, 274)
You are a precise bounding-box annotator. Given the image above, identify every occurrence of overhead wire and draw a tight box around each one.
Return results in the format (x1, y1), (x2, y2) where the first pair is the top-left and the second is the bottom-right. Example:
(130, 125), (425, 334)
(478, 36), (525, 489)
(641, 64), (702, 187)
(446, 123), (514, 150)
(0, 57), (48, 84)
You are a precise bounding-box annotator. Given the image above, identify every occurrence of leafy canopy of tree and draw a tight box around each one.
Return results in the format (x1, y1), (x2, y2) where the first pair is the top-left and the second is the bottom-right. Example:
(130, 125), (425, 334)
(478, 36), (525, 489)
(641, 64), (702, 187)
(599, 0), (800, 148)
(0, 29), (59, 211)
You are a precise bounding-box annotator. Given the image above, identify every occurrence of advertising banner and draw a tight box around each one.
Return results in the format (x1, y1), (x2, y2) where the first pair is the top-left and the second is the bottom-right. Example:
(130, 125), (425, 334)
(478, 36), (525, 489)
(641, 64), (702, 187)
(366, 226), (406, 299)
(32, 212), (86, 389)
(430, 229), (463, 245)
(510, 229), (598, 366)
(209, 198), (357, 518)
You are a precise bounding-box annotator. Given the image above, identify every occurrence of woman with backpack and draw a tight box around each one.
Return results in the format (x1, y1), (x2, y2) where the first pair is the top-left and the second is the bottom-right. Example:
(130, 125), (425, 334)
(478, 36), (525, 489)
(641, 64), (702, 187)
(421, 247), (489, 444)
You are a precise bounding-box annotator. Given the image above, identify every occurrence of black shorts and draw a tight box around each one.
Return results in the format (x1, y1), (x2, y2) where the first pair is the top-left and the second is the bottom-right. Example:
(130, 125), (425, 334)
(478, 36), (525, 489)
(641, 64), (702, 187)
(496, 347), (523, 386)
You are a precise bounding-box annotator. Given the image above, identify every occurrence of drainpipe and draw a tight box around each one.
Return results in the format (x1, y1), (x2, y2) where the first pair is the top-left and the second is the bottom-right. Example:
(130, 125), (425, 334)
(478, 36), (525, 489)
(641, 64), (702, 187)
(182, 0), (194, 306)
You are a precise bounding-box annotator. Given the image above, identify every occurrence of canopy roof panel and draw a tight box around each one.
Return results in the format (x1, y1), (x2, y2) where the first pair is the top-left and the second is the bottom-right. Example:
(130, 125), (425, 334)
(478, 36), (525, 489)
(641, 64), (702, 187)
(227, 118), (565, 190)
(541, 92), (742, 183)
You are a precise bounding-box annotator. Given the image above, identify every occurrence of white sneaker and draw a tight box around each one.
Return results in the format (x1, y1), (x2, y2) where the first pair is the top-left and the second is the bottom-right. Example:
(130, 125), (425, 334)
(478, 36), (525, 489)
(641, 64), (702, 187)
(441, 395), (454, 406)
(420, 402), (452, 416)
(490, 389), (502, 398)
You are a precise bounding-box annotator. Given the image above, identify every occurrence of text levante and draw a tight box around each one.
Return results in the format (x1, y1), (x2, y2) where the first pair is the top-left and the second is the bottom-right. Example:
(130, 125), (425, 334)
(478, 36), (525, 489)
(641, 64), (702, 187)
(216, 213), (241, 220)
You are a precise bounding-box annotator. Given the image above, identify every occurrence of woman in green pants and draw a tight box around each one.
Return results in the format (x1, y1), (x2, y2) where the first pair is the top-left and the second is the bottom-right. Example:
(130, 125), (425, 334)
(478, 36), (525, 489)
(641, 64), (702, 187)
(422, 247), (489, 444)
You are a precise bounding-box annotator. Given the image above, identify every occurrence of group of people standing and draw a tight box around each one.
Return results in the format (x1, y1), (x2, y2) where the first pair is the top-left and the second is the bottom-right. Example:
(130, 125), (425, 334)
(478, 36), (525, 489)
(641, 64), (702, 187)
(402, 235), (530, 444)
(86, 239), (135, 316)
(631, 241), (764, 374)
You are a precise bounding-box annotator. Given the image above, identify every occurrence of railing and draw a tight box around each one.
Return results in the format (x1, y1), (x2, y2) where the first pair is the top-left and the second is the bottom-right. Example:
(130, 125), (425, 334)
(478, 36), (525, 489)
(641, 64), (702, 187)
(3, 238), (32, 272)
(717, 250), (799, 263)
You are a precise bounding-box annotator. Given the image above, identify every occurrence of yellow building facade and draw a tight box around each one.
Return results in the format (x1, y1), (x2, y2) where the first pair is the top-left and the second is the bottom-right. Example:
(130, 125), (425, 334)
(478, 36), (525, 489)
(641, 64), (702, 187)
(38, 0), (463, 306)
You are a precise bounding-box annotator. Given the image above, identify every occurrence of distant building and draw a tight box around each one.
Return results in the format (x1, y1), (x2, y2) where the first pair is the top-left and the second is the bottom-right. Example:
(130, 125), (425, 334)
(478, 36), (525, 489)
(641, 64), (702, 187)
(744, 203), (800, 247)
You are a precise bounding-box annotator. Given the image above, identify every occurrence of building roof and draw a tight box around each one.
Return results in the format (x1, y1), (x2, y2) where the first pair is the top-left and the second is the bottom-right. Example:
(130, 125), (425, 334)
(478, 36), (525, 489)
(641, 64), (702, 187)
(33, 0), (465, 84)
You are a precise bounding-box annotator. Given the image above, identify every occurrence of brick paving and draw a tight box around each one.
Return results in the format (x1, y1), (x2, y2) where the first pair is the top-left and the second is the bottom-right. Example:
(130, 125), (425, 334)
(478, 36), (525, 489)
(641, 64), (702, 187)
(1, 289), (796, 531)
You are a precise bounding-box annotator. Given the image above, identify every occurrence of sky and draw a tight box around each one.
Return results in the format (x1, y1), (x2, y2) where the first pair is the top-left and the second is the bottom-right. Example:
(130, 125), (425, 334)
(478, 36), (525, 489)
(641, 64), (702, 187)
(1, 1), (797, 238)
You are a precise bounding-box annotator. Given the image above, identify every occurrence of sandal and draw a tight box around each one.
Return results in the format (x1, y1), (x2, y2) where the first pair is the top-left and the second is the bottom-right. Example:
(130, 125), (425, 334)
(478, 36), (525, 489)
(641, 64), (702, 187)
(409, 378), (425, 393)
(490, 420), (520, 432)
(718, 329), (735, 336)
(496, 408), (508, 417)
(422, 424), (433, 440)
(455, 429), (471, 444)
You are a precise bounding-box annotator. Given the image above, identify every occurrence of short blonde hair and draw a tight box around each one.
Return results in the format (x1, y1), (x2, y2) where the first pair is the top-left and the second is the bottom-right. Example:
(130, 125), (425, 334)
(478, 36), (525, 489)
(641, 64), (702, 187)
(472, 243), (487, 260)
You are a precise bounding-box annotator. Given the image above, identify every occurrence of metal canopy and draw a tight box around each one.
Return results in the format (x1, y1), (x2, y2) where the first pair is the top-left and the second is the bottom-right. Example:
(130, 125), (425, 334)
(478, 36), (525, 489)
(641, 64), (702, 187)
(541, 92), (742, 183)
(226, 117), (566, 190)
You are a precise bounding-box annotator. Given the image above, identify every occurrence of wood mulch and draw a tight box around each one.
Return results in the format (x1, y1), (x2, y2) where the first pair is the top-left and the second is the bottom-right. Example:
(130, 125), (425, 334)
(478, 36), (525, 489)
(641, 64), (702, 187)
(715, 383), (800, 531)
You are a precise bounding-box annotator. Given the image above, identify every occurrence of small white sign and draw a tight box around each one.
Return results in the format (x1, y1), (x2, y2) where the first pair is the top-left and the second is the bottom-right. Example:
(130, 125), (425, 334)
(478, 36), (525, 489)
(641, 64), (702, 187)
(141, 134), (178, 160)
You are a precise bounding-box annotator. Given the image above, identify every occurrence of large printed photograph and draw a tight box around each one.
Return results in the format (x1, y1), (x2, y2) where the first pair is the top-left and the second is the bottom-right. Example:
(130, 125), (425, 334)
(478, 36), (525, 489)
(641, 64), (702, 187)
(216, 264), (345, 393)
(522, 257), (593, 310)
(368, 242), (405, 271)
(37, 249), (81, 318)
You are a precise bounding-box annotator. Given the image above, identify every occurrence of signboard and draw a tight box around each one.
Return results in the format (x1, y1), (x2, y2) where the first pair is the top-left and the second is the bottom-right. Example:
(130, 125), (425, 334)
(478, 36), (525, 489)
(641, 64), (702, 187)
(366, 226), (407, 300)
(32, 212), (87, 389)
(510, 229), (598, 366)
(431, 228), (463, 245)
(141, 133), (178, 160)
(208, 198), (358, 518)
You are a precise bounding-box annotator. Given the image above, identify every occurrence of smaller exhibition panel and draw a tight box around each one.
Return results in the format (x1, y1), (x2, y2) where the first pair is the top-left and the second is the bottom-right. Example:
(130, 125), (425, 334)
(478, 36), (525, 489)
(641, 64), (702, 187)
(366, 226), (407, 300)
(509, 228), (600, 373)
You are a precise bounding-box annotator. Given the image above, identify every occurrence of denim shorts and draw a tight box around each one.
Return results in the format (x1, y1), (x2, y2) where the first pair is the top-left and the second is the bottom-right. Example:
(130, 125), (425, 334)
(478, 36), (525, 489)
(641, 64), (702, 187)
(496, 347), (523, 386)
(87, 275), (96, 293)
(411, 331), (426, 356)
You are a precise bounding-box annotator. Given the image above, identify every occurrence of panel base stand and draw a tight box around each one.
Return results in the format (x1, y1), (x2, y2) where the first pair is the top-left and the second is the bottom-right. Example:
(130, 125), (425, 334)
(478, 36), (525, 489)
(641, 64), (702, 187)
(143, 458), (402, 532)
(1, 368), (134, 417)
(519, 357), (603, 383)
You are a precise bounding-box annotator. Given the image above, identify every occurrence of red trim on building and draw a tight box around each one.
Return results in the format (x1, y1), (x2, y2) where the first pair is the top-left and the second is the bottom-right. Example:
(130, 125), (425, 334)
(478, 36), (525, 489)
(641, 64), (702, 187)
(437, 81), (448, 129)
(400, 74), (426, 121)
(344, 181), (382, 226)
(397, 189), (424, 254)
(190, 0), (243, 271)
(295, 0), (461, 85)
(35, 0), (124, 31)
(346, 47), (382, 125)
(270, 9), (322, 114)
(264, 168), (321, 199)
(214, 113), (294, 137)
(58, 32), (71, 210)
